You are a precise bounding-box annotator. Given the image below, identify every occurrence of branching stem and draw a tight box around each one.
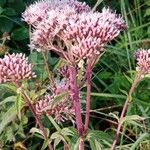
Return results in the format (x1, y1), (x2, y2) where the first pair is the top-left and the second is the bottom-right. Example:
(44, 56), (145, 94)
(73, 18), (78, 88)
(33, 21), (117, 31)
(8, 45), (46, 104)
(15, 82), (53, 150)
(111, 72), (142, 150)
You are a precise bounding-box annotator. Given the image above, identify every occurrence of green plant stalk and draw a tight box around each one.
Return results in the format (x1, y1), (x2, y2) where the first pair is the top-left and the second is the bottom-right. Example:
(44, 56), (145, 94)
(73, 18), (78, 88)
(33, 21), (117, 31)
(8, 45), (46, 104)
(15, 82), (53, 150)
(111, 72), (142, 150)
(43, 52), (56, 91)
(84, 59), (92, 135)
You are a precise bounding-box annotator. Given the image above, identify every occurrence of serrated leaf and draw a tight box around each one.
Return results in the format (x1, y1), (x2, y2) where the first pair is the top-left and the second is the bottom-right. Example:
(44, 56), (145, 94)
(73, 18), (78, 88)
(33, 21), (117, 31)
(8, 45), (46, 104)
(0, 106), (17, 134)
(130, 133), (150, 150)
(121, 115), (144, 124)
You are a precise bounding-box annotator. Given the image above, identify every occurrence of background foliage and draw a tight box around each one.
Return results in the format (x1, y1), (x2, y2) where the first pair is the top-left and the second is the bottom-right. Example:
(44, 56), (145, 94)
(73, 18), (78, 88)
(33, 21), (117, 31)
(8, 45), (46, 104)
(0, 0), (150, 149)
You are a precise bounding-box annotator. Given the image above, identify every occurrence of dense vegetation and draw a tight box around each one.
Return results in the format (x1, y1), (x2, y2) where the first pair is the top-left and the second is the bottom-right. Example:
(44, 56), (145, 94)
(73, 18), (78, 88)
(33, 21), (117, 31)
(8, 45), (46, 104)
(0, 0), (150, 149)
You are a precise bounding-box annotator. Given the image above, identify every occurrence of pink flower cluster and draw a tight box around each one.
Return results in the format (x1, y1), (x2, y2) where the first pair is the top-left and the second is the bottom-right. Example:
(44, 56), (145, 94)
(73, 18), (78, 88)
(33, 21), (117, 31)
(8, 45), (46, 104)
(22, 0), (51, 25)
(35, 95), (74, 122)
(35, 78), (74, 122)
(22, 0), (90, 25)
(135, 48), (150, 74)
(22, 0), (126, 61)
(64, 8), (126, 59)
(57, 65), (70, 78)
(0, 53), (36, 83)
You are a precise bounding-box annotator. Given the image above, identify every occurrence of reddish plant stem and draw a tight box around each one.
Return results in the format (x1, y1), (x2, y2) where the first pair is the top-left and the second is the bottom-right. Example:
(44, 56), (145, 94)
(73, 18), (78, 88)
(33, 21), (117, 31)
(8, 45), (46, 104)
(69, 66), (83, 136)
(15, 82), (53, 150)
(111, 73), (142, 150)
(84, 59), (92, 135)
(79, 137), (84, 150)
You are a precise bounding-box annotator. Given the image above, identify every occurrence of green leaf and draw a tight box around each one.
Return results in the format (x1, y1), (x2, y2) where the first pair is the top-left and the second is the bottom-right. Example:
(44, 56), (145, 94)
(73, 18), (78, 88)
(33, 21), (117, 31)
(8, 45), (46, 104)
(121, 115), (144, 124)
(51, 92), (68, 107)
(53, 138), (61, 150)
(0, 96), (16, 106)
(2, 8), (16, 16)
(70, 137), (80, 150)
(0, 0), (6, 7)
(41, 140), (50, 150)
(0, 17), (14, 32)
(15, 93), (23, 120)
(124, 74), (133, 84)
(0, 83), (17, 92)
(30, 88), (47, 101)
(48, 116), (61, 132)
(30, 127), (44, 139)
(11, 27), (29, 41)
(130, 133), (150, 150)
(0, 7), (4, 14)
(145, 8), (150, 17)
(0, 106), (17, 134)
(81, 92), (126, 99)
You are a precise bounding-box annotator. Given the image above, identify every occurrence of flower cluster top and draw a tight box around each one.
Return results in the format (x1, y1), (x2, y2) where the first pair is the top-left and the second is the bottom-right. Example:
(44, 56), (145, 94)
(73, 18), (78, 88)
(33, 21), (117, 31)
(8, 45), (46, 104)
(22, 0), (126, 62)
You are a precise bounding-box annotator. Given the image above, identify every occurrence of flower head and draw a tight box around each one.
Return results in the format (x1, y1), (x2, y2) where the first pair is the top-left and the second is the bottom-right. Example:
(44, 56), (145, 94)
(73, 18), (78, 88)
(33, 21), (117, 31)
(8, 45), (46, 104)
(22, 0), (90, 25)
(35, 94), (74, 122)
(64, 8), (126, 60)
(135, 48), (150, 74)
(0, 53), (36, 83)
(22, 0), (51, 25)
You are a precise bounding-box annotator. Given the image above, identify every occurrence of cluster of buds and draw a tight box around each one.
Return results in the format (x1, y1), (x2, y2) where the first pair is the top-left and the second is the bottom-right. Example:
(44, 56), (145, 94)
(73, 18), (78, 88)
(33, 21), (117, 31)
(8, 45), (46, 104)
(23, 0), (126, 61)
(0, 53), (36, 83)
(35, 94), (74, 123)
(22, 0), (90, 26)
(22, 0), (51, 25)
(135, 48), (150, 74)
(64, 8), (126, 60)
(35, 77), (74, 122)
(57, 65), (70, 78)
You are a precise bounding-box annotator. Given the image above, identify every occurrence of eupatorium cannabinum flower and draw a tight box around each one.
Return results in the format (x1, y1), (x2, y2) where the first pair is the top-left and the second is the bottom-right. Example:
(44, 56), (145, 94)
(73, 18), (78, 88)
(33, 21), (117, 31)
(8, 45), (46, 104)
(22, 0), (90, 25)
(35, 95), (74, 122)
(0, 53), (36, 83)
(22, 0), (51, 25)
(23, 0), (126, 61)
(64, 8), (126, 59)
(135, 48), (150, 74)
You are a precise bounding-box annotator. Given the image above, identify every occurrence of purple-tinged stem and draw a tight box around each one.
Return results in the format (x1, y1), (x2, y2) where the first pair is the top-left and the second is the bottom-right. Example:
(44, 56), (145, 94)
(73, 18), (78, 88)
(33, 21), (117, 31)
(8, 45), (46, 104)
(111, 72), (142, 150)
(79, 137), (84, 150)
(69, 66), (83, 136)
(84, 59), (92, 135)
(15, 82), (53, 150)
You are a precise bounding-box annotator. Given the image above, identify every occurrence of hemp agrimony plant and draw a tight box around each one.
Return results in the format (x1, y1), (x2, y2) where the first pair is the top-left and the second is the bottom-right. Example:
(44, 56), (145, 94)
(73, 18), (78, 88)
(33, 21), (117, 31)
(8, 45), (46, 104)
(1, 0), (149, 149)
